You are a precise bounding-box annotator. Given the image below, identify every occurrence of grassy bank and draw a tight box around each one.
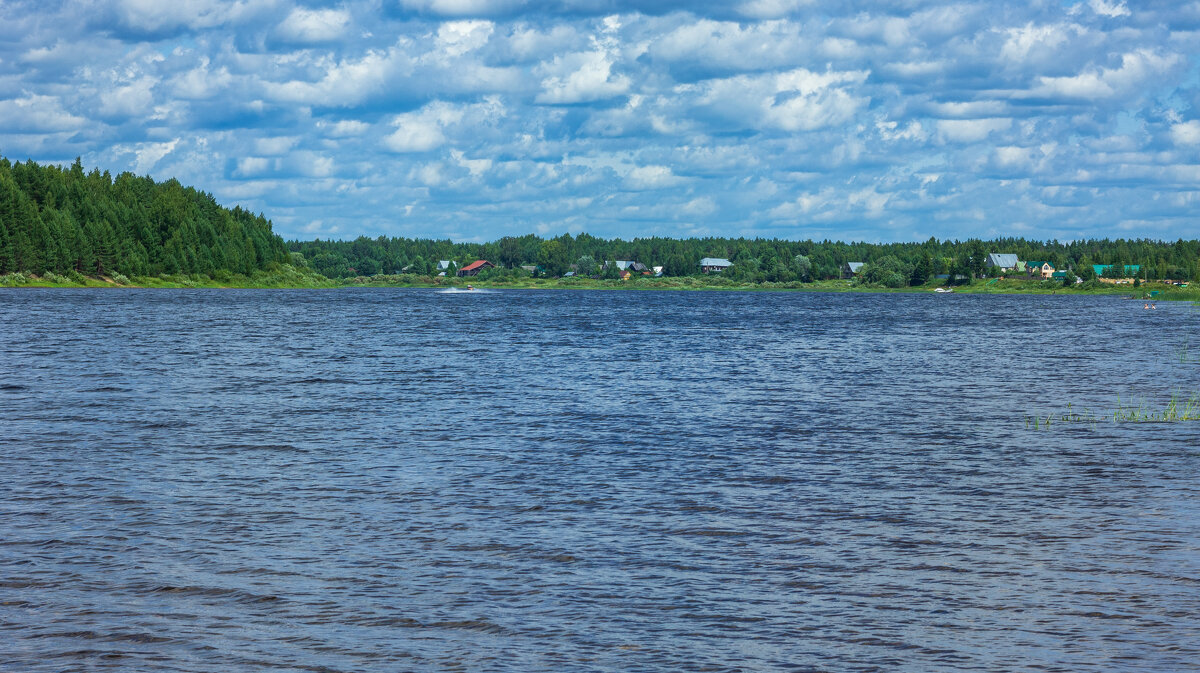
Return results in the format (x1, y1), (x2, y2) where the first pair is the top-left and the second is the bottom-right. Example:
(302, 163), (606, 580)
(4, 267), (1199, 300)
(1, 265), (339, 289)
(341, 273), (1200, 300)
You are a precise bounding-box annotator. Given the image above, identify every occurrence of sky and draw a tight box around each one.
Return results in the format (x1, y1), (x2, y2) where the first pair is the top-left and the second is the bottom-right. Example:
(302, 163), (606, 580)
(2, 0), (1199, 242)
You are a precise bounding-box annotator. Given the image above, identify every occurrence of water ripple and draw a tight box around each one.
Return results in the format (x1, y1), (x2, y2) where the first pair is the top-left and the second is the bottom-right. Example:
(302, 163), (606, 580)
(1, 289), (1198, 672)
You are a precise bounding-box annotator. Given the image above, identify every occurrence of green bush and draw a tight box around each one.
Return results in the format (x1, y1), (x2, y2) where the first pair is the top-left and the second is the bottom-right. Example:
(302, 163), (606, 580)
(1, 272), (29, 286)
(112, 274), (131, 285)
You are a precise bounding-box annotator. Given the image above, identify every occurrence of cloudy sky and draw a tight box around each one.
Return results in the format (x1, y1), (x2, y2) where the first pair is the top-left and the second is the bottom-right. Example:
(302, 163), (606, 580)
(2, 0), (1198, 241)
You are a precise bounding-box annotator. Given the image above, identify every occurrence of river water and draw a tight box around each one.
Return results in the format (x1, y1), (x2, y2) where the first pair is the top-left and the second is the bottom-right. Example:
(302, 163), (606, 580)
(2, 289), (1198, 672)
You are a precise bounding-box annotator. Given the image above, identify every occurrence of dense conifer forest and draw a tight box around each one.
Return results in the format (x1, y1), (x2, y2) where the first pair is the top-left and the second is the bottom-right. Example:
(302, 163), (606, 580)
(0, 156), (289, 279)
(3, 155), (1199, 288)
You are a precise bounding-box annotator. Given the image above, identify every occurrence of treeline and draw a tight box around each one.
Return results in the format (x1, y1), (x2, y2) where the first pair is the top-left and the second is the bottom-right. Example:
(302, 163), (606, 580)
(4, 154), (1199, 286)
(0, 156), (289, 278)
(288, 233), (1200, 284)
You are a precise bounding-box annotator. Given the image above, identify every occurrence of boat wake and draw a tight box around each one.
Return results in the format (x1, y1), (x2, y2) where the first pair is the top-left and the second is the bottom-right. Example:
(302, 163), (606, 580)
(437, 288), (495, 294)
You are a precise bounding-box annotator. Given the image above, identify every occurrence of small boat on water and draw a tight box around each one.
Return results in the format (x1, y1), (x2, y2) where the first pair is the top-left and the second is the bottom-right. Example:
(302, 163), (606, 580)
(935, 287), (953, 293)
(466, 285), (475, 291)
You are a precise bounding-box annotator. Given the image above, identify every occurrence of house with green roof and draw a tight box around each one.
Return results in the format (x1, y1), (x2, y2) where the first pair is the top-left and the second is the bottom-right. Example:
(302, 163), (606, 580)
(1026, 261), (1055, 279)
(1093, 264), (1140, 280)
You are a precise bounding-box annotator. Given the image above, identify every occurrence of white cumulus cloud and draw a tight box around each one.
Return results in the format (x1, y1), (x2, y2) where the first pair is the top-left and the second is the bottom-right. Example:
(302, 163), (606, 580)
(384, 98), (505, 152)
(1088, 0), (1130, 18)
(536, 50), (630, 104)
(937, 118), (1012, 143)
(264, 45), (414, 107)
(0, 95), (87, 133)
(692, 68), (869, 132)
(1026, 49), (1181, 101)
(1170, 121), (1200, 146)
(277, 8), (352, 44)
(623, 165), (685, 190)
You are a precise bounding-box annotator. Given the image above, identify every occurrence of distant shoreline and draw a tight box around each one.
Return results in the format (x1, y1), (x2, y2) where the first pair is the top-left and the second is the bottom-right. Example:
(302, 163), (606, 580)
(4, 272), (1197, 300)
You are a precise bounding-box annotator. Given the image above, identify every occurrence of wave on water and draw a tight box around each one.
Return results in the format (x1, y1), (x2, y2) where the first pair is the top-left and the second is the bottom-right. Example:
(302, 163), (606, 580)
(436, 288), (496, 294)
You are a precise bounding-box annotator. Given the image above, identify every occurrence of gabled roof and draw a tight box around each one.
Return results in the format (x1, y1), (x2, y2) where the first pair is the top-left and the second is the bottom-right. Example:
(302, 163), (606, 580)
(460, 260), (492, 272)
(1093, 264), (1140, 276)
(437, 260), (452, 270)
(986, 253), (1018, 268)
(846, 262), (865, 272)
(1027, 260), (1054, 269)
(700, 257), (732, 266)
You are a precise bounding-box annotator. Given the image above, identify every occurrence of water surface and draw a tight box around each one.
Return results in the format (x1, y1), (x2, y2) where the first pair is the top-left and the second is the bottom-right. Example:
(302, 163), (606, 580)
(2, 289), (1198, 671)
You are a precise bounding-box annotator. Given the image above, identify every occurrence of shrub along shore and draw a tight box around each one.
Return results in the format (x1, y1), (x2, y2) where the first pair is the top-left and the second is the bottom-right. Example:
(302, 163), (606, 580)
(4, 266), (1198, 301)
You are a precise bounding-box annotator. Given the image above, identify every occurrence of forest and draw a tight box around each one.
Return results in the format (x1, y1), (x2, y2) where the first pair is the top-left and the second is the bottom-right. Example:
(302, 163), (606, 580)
(3, 155), (1199, 287)
(289, 232), (1200, 286)
(0, 156), (289, 281)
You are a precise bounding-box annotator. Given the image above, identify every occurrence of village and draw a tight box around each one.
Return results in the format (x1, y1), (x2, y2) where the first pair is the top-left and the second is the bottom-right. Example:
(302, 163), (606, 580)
(839, 254), (1177, 284)
(425, 253), (1190, 288)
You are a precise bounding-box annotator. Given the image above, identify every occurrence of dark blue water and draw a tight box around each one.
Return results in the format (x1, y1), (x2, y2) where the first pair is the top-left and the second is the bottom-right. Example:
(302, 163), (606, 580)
(2, 289), (1198, 672)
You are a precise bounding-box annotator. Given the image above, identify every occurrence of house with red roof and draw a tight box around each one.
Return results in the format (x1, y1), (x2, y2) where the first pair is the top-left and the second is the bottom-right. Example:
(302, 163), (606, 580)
(457, 260), (495, 277)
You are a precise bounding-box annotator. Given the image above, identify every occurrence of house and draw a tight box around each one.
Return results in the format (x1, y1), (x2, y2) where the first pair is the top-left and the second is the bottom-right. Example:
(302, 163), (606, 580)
(606, 260), (648, 272)
(1093, 264), (1141, 281)
(520, 265), (538, 275)
(841, 262), (864, 279)
(457, 260), (495, 277)
(700, 257), (732, 273)
(986, 253), (1019, 271)
(437, 260), (453, 271)
(652, 266), (664, 277)
(1026, 261), (1055, 278)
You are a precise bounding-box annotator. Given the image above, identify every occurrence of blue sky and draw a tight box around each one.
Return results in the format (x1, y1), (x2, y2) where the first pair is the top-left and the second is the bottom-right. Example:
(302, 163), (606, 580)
(2, 0), (1198, 242)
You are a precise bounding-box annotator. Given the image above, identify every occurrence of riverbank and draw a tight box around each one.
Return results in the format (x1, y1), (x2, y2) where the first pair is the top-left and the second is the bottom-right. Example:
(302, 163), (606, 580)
(4, 268), (1198, 300)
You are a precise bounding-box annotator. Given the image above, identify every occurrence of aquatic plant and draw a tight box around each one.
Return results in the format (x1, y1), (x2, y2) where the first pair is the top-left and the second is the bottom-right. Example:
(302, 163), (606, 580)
(1113, 392), (1200, 423)
(1026, 403), (1098, 430)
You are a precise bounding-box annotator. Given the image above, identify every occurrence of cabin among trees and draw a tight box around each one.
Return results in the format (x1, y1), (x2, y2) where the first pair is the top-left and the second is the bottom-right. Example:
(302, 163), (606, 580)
(986, 253), (1018, 271)
(1026, 261), (1056, 279)
(457, 260), (494, 276)
(1094, 264), (1142, 283)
